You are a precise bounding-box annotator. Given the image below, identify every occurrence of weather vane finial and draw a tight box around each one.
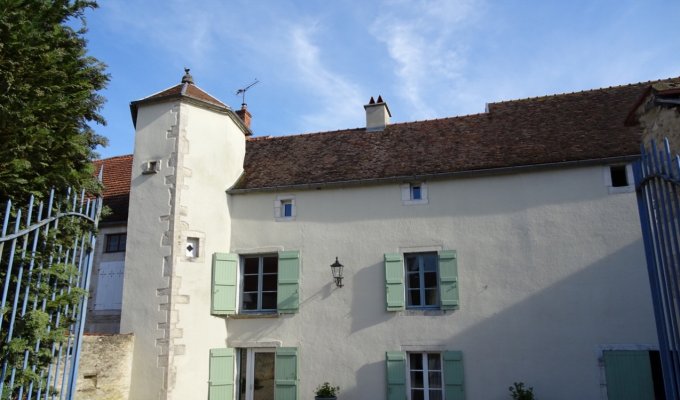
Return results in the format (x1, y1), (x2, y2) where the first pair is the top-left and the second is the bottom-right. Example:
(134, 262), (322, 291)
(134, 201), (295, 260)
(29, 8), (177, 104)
(182, 67), (194, 84)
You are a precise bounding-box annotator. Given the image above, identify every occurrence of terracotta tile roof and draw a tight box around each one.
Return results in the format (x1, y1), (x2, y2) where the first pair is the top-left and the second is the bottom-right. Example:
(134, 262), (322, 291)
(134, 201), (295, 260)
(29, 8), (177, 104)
(93, 155), (133, 223)
(232, 78), (680, 191)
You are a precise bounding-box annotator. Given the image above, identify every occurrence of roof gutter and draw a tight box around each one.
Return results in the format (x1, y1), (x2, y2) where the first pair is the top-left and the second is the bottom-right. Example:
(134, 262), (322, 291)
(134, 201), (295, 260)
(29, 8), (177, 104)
(227, 154), (640, 194)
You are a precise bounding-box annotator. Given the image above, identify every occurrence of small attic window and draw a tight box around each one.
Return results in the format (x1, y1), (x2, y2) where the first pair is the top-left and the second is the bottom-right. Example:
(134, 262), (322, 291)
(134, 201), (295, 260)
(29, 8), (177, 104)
(401, 183), (428, 205)
(274, 195), (296, 221)
(610, 166), (628, 187)
(604, 164), (634, 194)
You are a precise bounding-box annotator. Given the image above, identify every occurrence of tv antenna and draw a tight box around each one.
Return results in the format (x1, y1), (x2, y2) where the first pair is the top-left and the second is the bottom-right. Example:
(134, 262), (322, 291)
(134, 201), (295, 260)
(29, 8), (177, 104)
(235, 79), (259, 107)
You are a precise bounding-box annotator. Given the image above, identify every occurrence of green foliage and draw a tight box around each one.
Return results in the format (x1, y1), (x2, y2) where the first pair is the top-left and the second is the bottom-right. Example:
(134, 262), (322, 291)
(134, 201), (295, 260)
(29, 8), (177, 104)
(509, 382), (535, 400)
(315, 382), (340, 397)
(0, 0), (109, 202)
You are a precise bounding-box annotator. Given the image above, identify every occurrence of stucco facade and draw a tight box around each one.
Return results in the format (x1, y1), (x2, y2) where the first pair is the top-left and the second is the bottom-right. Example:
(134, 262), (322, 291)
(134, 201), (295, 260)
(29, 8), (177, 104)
(102, 75), (680, 400)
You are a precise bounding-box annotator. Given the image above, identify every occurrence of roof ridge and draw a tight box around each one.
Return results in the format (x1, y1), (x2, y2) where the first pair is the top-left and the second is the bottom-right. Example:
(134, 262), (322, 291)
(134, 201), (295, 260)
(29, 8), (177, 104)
(95, 154), (134, 162)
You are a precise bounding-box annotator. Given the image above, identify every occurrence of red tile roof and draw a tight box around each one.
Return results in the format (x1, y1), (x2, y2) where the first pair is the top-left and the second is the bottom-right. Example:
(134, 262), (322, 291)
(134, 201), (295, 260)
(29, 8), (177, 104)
(93, 155), (132, 223)
(231, 78), (680, 191)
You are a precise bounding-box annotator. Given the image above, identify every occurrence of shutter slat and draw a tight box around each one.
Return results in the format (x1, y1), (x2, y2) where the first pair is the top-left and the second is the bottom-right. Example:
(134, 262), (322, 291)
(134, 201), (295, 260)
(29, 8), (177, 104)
(275, 347), (299, 400)
(443, 351), (465, 400)
(439, 250), (459, 310)
(212, 253), (237, 315)
(209, 348), (234, 400)
(385, 253), (405, 311)
(277, 250), (300, 313)
(386, 351), (406, 400)
(604, 350), (655, 400)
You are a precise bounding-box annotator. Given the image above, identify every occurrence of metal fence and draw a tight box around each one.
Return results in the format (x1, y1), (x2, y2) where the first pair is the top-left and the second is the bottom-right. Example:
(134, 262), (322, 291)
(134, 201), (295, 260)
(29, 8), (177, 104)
(0, 187), (101, 400)
(635, 138), (680, 400)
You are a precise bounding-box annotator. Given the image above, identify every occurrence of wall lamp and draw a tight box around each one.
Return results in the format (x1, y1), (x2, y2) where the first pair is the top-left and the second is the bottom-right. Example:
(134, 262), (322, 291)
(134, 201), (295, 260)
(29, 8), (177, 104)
(330, 257), (344, 287)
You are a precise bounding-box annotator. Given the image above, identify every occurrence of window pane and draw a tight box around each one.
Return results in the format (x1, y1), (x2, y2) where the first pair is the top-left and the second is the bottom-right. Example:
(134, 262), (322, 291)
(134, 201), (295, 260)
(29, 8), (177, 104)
(262, 257), (278, 273)
(406, 256), (419, 272)
(411, 185), (421, 200)
(253, 352), (275, 400)
(425, 289), (438, 306)
(424, 272), (437, 288)
(243, 275), (259, 292)
(410, 371), (424, 388)
(410, 353), (423, 369)
(408, 273), (420, 289)
(411, 389), (424, 400)
(423, 254), (437, 272)
(428, 390), (442, 400)
(427, 353), (441, 370)
(262, 274), (277, 291)
(428, 372), (442, 388)
(242, 293), (257, 310)
(244, 258), (259, 274)
(238, 350), (247, 400)
(409, 290), (421, 306)
(261, 292), (276, 310)
(282, 201), (292, 217)
(119, 234), (127, 250)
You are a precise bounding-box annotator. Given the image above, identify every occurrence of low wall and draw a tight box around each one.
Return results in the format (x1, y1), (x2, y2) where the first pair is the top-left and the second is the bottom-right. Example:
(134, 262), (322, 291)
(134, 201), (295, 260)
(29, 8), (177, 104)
(76, 334), (134, 400)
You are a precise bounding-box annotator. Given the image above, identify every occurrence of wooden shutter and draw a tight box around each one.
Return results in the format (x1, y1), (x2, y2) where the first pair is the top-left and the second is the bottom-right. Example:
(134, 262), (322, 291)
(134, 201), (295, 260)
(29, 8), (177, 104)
(275, 347), (299, 400)
(439, 250), (459, 310)
(386, 351), (406, 400)
(604, 350), (655, 400)
(212, 253), (237, 315)
(209, 348), (234, 400)
(385, 253), (405, 311)
(94, 261), (124, 310)
(277, 250), (300, 313)
(443, 351), (465, 400)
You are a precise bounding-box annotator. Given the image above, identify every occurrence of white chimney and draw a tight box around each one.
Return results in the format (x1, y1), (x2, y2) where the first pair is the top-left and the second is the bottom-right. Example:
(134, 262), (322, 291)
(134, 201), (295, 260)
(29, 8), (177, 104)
(364, 95), (391, 131)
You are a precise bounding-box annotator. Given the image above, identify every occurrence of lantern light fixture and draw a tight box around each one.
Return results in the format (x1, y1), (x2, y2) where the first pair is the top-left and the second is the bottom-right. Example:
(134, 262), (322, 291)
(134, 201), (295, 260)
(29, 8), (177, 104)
(330, 257), (344, 287)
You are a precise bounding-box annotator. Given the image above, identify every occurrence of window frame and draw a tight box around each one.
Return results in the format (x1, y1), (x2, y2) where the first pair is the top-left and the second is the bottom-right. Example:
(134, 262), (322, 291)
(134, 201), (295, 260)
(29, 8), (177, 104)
(404, 252), (440, 309)
(401, 182), (428, 205)
(104, 233), (127, 253)
(274, 195), (296, 221)
(604, 164), (634, 194)
(407, 352), (444, 400)
(239, 254), (278, 313)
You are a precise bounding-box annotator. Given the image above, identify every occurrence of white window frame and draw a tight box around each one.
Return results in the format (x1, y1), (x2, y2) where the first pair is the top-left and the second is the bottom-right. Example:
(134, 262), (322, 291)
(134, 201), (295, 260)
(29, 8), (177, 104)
(401, 183), (428, 205)
(407, 352), (444, 400)
(404, 252), (440, 309)
(240, 254), (278, 312)
(604, 164), (634, 194)
(274, 195), (296, 221)
(236, 347), (276, 400)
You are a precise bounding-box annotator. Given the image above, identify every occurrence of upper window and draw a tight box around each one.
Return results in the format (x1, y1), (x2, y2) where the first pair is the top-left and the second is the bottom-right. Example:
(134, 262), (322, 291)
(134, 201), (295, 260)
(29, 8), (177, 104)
(241, 255), (278, 312)
(105, 233), (126, 253)
(408, 353), (443, 400)
(405, 252), (439, 308)
(605, 164), (634, 194)
(274, 195), (296, 221)
(401, 183), (428, 205)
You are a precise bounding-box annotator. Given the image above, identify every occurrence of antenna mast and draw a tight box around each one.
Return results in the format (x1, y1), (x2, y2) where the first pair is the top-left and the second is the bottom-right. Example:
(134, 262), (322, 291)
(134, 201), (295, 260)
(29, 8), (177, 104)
(235, 79), (259, 107)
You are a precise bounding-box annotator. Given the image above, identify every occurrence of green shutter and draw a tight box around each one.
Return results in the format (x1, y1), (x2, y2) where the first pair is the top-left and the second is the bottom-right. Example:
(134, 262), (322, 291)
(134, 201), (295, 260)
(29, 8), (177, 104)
(443, 351), (465, 400)
(277, 251), (300, 313)
(212, 253), (237, 315)
(439, 250), (459, 310)
(209, 348), (234, 400)
(604, 350), (655, 400)
(275, 347), (299, 400)
(386, 351), (406, 400)
(385, 253), (405, 311)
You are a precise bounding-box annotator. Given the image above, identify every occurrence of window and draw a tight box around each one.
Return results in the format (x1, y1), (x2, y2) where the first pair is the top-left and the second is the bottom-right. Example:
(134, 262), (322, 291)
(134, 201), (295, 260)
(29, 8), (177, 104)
(604, 164), (634, 194)
(408, 353), (443, 400)
(105, 233), (126, 253)
(385, 251), (458, 312)
(274, 195), (295, 220)
(237, 348), (275, 400)
(401, 183), (428, 205)
(241, 255), (278, 312)
(405, 252), (439, 308)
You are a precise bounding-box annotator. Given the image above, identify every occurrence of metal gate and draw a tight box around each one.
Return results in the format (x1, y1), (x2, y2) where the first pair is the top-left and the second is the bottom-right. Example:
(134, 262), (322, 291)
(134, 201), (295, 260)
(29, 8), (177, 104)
(0, 187), (101, 400)
(635, 138), (680, 400)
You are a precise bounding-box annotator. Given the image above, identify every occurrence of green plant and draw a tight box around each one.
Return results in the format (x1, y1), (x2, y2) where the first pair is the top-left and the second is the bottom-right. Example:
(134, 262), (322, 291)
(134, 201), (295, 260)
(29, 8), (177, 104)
(315, 382), (340, 397)
(509, 382), (535, 400)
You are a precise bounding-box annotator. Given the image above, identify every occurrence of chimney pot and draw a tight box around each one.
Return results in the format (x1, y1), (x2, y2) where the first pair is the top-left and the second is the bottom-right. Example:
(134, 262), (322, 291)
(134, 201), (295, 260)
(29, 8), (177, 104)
(364, 95), (391, 131)
(235, 104), (252, 132)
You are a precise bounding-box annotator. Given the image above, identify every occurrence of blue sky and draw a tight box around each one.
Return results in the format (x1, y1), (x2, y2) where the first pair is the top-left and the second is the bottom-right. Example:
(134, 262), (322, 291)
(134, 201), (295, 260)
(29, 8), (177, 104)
(84, 0), (680, 159)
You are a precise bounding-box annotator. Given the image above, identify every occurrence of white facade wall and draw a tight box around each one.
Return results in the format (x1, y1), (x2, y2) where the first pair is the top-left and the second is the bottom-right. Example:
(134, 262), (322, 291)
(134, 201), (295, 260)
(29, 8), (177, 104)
(218, 165), (656, 400)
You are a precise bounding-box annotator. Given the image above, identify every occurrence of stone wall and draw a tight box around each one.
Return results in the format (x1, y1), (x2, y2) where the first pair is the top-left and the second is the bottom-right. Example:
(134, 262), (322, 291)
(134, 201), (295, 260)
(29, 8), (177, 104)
(638, 102), (680, 155)
(76, 334), (134, 400)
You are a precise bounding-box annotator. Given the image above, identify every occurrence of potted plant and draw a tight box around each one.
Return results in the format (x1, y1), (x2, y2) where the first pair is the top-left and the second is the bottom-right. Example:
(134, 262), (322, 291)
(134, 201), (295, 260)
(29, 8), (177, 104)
(509, 382), (535, 400)
(315, 382), (340, 400)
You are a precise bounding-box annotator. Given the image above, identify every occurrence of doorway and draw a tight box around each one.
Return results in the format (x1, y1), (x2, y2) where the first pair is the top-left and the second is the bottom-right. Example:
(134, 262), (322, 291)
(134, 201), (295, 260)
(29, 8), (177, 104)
(237, 348), (275, 400)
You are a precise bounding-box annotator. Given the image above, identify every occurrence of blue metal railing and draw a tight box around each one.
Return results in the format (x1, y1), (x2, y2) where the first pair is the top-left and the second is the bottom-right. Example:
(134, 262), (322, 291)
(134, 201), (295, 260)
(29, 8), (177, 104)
(635, 138), (680, 400)
(0, 187), (101, 400)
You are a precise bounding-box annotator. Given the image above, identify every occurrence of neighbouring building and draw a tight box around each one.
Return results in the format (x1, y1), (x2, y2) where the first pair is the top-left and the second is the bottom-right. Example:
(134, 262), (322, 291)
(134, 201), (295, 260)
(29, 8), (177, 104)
(85, 71), (680, 400)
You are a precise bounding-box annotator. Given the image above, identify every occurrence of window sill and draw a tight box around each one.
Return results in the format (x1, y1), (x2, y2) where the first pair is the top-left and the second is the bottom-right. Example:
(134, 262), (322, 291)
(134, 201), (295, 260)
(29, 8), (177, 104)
(227, 312), (279, 319)
(400, 309), (449, 316)
(402, 199), (428, 206)
(607, 185), (634, 194)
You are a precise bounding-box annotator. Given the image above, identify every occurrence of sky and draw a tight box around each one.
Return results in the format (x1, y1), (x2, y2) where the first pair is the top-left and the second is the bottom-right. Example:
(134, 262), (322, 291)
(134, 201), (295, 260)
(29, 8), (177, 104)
(83, 0), (680, 159)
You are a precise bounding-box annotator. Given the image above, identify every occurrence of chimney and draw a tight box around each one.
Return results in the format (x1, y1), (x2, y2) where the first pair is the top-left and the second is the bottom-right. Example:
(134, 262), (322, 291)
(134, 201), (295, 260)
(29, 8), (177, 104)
(235, 104), (252, 129)
(364, 95), (391, 131)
